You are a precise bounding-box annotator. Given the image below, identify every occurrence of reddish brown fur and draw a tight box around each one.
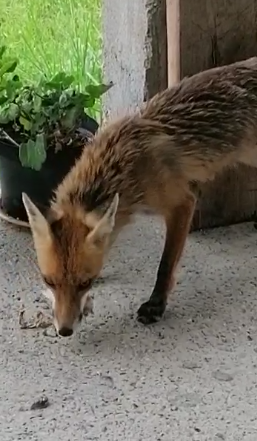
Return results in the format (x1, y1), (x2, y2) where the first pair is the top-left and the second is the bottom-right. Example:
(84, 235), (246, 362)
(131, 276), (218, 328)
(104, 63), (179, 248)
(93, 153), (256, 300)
(23, 57), (257, 333)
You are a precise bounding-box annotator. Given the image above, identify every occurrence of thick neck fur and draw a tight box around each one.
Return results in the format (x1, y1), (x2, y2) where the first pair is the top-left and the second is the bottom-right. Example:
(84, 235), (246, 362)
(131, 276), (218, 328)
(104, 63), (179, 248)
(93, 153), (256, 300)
(52, 115), (173, 215)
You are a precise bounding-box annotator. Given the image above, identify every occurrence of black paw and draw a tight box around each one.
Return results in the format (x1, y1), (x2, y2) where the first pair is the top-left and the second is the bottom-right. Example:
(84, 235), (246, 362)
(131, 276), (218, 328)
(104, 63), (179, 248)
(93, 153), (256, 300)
(137, 300), (166, 325)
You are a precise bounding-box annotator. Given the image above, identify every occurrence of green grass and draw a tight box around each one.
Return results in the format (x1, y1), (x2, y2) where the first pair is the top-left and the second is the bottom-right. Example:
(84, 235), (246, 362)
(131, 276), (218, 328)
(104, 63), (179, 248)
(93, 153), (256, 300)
(0, 0), (102, 120)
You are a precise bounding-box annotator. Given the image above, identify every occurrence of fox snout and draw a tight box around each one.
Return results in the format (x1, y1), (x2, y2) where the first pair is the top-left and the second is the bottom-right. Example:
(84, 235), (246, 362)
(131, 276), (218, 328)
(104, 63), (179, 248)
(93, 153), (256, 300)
(53, 296), (80, 337)
(58, 326), (74, 337)
(43, 288), (94, 337)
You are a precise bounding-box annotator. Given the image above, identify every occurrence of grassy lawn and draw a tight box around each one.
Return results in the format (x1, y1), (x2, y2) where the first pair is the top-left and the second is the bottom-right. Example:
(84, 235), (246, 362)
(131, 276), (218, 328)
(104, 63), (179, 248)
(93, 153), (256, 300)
(0, 0), (102, 119)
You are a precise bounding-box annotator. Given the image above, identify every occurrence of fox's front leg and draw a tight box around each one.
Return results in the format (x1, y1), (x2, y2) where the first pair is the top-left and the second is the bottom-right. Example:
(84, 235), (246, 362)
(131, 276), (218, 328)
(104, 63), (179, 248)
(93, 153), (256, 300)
(137, 193), (196, 325)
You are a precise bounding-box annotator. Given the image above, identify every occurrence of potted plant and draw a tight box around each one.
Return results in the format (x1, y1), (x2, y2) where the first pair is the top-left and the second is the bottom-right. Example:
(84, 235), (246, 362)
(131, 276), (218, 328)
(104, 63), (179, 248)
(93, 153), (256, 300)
(0, 46), (112, 224)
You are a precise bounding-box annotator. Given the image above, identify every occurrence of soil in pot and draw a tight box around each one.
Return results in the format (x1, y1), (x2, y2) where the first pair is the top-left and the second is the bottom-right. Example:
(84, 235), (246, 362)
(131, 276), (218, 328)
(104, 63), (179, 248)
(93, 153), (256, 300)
(0, 113), (99, 223)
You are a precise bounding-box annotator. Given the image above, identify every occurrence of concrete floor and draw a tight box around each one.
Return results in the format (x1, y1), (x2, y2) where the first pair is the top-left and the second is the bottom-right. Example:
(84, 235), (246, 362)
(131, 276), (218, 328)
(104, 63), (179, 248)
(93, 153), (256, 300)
(0, 215), (257, 441)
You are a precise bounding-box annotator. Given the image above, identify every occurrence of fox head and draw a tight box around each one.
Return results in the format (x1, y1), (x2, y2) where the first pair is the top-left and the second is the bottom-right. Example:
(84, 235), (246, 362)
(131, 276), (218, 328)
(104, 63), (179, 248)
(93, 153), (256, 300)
(22, 192), (119, 337)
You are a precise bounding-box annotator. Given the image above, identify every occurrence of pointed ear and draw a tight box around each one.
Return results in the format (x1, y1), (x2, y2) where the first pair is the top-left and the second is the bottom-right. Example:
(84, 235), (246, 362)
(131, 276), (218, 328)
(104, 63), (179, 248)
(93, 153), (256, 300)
(22, 192), (52, 240)
(23, 193), (61, 275)
(86, 193), (119, 247)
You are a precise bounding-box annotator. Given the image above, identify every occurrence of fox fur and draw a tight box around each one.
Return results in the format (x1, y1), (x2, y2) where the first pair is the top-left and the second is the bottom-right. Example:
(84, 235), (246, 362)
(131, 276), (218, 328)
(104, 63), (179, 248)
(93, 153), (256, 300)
(23, 57), (257, 336)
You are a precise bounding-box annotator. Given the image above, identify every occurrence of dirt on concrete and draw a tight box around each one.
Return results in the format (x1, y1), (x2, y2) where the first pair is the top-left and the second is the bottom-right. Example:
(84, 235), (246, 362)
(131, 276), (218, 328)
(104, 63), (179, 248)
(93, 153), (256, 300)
(0, 215), (257, 441)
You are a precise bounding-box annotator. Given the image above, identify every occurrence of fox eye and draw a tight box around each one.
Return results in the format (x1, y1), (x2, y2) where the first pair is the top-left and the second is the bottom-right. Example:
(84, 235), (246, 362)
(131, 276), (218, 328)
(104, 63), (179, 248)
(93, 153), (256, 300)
(43, 276), (56, 288)
(78, 279), (93, 292)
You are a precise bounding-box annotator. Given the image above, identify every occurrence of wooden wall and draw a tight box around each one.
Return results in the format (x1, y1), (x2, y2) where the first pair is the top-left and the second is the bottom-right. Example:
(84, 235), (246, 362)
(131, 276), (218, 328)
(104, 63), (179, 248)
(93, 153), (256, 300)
(166, 0), (257, 229)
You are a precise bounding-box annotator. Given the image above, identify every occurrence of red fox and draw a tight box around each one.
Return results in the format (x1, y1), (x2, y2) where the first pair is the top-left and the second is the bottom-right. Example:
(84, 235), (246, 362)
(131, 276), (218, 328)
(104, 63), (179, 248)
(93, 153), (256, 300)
(23, 57), (257, 337)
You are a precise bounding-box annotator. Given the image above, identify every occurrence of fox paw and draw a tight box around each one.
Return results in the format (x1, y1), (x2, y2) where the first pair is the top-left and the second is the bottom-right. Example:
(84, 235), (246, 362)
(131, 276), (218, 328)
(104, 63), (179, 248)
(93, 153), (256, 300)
(137, 299), (166, 325)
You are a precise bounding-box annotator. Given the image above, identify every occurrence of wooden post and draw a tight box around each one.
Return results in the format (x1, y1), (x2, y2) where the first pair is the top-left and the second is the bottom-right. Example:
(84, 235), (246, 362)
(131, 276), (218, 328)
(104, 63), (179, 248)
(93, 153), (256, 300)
(166, 0), (180, 86)
(166, 0), (257, 229)
(102, 0), (167, 120)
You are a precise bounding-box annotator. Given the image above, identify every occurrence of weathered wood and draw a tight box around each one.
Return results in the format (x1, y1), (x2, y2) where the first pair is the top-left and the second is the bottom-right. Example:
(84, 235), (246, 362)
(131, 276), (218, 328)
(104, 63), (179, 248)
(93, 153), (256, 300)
(166, 0), (180, 86)
(102, 0), (167, 120)
(166, 0), (257, 229)
(144, 0), (167, 100)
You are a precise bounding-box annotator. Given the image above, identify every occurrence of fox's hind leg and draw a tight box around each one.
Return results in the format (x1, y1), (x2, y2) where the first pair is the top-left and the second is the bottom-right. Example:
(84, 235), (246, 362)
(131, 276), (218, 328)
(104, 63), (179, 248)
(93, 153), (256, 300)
(137, 192), (196, 325)
(237, 145), (257, 230)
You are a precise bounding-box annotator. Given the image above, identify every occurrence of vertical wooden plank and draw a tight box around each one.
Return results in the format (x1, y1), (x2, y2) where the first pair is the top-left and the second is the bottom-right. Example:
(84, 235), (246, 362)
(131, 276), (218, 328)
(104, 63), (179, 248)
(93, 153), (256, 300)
(144, 0), (168, 100)
(166, 0), (257, 229)
(166, 0), (180, 86)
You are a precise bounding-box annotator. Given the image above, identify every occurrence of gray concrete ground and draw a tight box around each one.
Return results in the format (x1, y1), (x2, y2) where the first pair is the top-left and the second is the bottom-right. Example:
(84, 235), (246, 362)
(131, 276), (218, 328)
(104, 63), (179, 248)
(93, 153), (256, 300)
(0, 215), (257, 441)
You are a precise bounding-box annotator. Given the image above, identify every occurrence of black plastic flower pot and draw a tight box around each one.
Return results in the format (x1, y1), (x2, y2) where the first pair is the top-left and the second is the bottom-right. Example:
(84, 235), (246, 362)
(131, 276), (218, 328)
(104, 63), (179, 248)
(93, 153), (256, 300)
(0, 114), (99, 222)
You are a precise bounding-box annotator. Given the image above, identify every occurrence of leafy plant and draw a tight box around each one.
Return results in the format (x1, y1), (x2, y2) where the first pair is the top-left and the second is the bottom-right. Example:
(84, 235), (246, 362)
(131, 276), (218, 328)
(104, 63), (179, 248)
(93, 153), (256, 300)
(0, 46), (112, 171)
(0, 0), (102, 120)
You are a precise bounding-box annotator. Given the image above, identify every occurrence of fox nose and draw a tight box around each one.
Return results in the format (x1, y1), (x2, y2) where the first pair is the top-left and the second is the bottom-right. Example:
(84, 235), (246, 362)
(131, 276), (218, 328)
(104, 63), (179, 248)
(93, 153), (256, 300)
(58, 327), (73, 337)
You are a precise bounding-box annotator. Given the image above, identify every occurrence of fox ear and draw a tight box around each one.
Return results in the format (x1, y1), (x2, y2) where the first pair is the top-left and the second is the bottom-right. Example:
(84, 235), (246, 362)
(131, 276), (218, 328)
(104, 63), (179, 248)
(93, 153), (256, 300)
(86, 193), (119, 247)
(22, 193), (52, 240)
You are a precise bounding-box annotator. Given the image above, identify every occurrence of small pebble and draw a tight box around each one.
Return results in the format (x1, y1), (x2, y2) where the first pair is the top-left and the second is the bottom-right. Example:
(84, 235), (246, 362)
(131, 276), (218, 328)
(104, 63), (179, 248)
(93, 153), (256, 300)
(212, 370), (233, 382)
(30, 396), (50, 410)
(182, 361), (201, 370)
(214, 434), (225, 440)
(99, 374), (114, 388)
(43, 327), (57, 338)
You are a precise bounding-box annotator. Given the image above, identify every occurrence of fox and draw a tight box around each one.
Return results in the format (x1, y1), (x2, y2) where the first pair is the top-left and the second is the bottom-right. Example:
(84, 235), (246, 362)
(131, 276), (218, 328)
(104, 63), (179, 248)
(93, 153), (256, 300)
(22, 56), (257, 337)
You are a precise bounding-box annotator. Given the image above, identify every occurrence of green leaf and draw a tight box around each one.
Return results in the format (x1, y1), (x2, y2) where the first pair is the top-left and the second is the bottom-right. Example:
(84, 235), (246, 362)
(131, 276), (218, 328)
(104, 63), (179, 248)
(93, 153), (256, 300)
(7, 103), (19, 120)
(67, 92), (95, 109)
(83, 95), (95, 108)
(0, 95), (8, 105)
(0, 103), (19, 123)
(61, 107), (78, 129)
(0, 59), (18, 77)
(19, 134), (47, 171)
(33, 94), (42, 113)
(59, 91), (68, 108)
(45, 72), (75, 90)
(20, 100), (33, 114)
(0, 77), (7, 92)
(30, 114), (46, 135)
(34, 133), (47, 168)
(0, 46), (7, 60)
(85, 82), (113, 99)
(6, 78), (22, 100)
(19, 116), (32, 131)
(0, 95), (8, 106)
(0, 107), (10, 123)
